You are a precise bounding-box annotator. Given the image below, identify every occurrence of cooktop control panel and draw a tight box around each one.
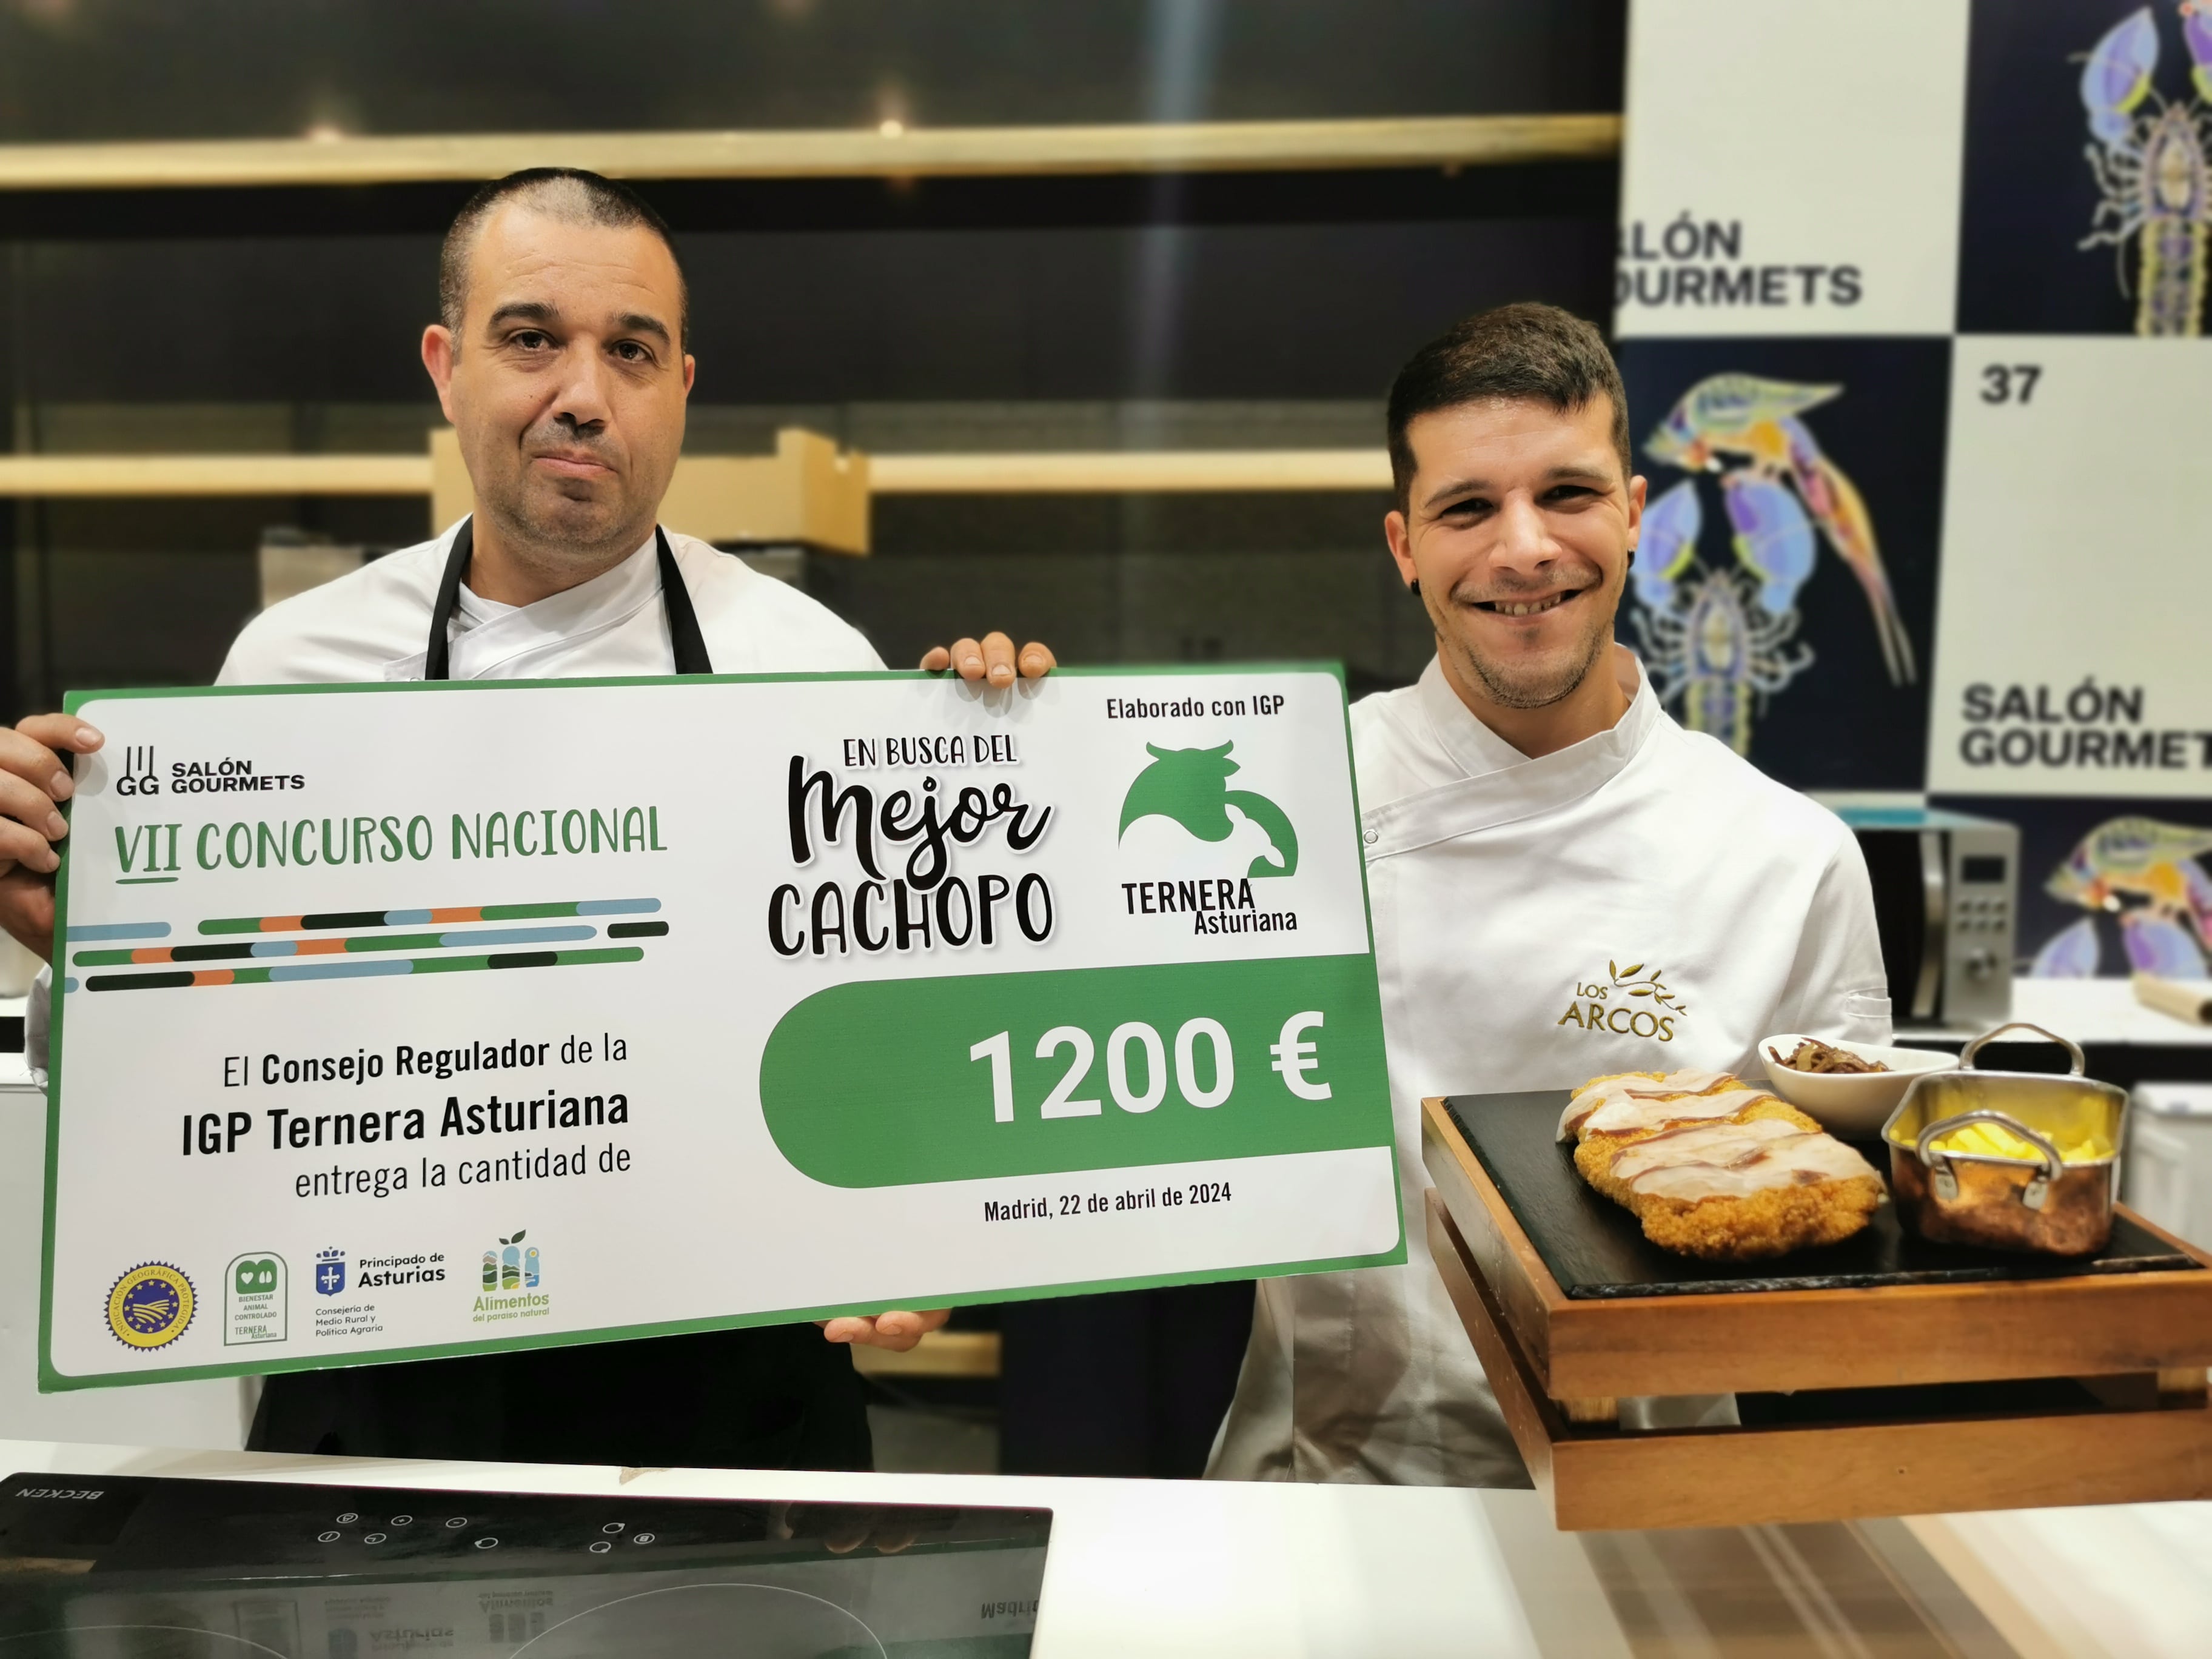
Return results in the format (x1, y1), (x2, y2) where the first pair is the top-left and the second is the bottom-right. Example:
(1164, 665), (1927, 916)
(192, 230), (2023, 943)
(0, 1473), (1050, 1657)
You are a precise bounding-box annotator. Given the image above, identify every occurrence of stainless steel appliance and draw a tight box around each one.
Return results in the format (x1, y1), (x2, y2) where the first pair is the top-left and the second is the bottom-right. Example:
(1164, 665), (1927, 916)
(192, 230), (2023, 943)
(1831, 803), (2019, 1030)
(0, 1472), (1051, 1656)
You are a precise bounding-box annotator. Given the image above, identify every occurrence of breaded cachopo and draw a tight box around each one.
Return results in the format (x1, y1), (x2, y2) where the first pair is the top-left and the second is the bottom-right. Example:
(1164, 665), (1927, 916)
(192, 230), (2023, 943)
(1559, 1068), (1885, 1261)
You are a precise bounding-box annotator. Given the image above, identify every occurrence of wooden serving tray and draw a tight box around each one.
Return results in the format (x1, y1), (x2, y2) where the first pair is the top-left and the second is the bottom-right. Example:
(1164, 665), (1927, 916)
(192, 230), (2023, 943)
(1422, 1096), (2212, 1530)
(1452, 1090), (2193, 1298)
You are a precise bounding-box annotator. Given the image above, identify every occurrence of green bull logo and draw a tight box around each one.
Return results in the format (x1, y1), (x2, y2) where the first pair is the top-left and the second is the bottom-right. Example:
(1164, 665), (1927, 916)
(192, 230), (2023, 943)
(1118, 742), (1298, 879)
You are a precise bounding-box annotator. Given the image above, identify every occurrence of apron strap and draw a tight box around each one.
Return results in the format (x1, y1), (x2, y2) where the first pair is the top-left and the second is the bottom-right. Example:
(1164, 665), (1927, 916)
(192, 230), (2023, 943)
(422, 516), (474, 682)
(652, 527), (714, 675)
(423, 518), (714, 679)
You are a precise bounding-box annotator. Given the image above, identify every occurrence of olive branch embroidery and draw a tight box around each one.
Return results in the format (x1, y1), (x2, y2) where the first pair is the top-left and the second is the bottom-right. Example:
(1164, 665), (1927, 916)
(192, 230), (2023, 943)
(1608, 960), (1689, 1019)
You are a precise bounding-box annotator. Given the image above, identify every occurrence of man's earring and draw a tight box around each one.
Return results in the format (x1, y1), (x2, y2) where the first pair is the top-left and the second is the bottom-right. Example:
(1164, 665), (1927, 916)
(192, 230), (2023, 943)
(1408, 579), (1422, 598)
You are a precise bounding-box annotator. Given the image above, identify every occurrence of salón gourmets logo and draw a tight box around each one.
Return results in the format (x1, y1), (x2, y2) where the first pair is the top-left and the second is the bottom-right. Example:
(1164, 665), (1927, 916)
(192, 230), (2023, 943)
(1557, 959), (1689, 1042)
(116, 745), (159, 797)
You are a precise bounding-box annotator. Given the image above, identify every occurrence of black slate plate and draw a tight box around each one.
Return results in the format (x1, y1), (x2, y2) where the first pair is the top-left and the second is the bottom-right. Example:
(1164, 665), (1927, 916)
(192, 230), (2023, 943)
(1444, 1090), (2202, 1298)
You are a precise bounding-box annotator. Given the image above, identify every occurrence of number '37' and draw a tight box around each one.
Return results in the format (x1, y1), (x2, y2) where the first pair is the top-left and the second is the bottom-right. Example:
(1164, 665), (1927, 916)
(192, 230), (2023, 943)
(1980, 363), (2041, 404)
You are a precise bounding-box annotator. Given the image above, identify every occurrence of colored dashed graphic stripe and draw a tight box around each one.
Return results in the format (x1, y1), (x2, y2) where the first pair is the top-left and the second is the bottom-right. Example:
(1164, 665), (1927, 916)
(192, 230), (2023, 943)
(71, 923), (629, 966)
(197, 897), (661, 935)
(83, 946), (646, 993)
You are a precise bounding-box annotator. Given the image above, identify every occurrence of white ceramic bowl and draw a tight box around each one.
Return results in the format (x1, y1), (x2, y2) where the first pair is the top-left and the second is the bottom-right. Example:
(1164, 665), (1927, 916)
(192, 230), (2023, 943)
(1756, 1034), (1960, 1136)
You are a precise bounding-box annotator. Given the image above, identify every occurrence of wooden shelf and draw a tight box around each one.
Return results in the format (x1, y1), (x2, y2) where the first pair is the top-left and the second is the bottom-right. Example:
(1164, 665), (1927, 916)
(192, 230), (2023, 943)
(0, 446), (1392, 503)
(0, 454), (429, 497)
(0, 115), (1618, 192)
(871, 449), (1389, 494)
(423, 427), (873, 555)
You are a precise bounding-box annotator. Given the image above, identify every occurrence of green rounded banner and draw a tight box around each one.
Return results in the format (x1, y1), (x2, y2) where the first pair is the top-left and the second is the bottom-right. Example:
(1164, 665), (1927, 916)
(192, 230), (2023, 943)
(759, 956), (1390, 1187)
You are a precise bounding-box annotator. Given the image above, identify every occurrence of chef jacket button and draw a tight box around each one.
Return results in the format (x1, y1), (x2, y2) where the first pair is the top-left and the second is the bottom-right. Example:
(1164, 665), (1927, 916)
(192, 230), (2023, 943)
(1362, 829), (1378, 845)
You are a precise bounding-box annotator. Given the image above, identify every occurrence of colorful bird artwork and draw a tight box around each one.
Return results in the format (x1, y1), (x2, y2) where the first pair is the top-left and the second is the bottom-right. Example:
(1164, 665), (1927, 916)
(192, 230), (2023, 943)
(2123, 910), (2208, 975)
(2079, 4), (2212, 335)
(2083, 6), (2160, 145)
(2188, 1), (2212, 98)
(1632, 476), (1701, 612)
(1629, 372), (1906, 755)
(2032, 814), (2212, 976)
(1628, 477), (1812, 757)
(1718, 472), (1817, 617)
(2031, 916), (2103, 978)
(1654, 376), (1911, 690)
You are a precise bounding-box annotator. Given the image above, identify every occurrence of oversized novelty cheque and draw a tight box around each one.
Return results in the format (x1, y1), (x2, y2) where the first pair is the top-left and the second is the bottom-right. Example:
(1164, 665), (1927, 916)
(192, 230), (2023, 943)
(42, 667), (1401, 1387)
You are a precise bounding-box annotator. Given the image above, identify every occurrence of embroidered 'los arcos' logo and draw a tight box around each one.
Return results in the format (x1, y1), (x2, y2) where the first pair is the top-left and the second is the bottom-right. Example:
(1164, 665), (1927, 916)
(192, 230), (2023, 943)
(1557, 960), (1688, 1042)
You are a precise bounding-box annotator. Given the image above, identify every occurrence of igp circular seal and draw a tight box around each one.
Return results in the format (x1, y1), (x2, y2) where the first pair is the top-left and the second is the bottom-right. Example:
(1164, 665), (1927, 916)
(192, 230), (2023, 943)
(106, 1263), (195, 1350)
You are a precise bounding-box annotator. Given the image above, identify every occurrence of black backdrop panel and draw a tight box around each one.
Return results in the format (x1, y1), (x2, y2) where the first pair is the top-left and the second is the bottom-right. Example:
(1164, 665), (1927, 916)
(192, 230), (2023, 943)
(0, 0), (1625, 141)
(16, 217), (1614, 405)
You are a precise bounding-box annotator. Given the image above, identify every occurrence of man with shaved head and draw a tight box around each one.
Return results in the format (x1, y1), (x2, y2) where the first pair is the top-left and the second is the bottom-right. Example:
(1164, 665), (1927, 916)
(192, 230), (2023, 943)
(0, 168), (1050, 1472)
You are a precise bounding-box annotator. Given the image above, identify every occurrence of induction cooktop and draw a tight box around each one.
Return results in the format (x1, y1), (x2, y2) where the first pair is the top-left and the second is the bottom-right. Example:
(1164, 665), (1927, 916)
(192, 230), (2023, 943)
(0, 1472), (1050, 1657)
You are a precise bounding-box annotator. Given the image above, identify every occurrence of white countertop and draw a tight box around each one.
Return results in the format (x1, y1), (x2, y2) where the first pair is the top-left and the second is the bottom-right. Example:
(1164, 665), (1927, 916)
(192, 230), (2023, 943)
(1902, 976), (2212, 1048)
(7, 974), (2212, 1652)
(3, 1439), (2210, 1657)
(0, 992), (34, 1094)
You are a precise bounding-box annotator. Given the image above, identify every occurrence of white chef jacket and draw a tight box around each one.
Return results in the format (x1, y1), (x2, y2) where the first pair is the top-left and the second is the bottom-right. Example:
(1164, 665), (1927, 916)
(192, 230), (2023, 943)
(220, 521), (882, 685)
(27, 523), (882, 1068)
(1206, 647), (1888, 1487)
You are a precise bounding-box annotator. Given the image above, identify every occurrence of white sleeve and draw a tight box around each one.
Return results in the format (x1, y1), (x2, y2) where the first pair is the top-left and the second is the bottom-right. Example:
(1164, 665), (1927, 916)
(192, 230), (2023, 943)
(1767, 830), (1891, 1045)
(838, 624), (888, 672)
(712, 563), (886, 674)
(215, 605), (309, 686)
(25, 961), (50, 1082)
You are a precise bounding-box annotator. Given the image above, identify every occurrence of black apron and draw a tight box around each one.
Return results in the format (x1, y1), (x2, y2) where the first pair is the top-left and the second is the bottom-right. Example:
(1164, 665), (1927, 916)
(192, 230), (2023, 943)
(250, 520), (871, 1470)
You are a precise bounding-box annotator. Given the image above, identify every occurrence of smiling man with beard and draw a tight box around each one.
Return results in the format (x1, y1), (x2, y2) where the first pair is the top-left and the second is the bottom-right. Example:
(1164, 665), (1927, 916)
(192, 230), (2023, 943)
(1207, 304), (1889, 1487)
